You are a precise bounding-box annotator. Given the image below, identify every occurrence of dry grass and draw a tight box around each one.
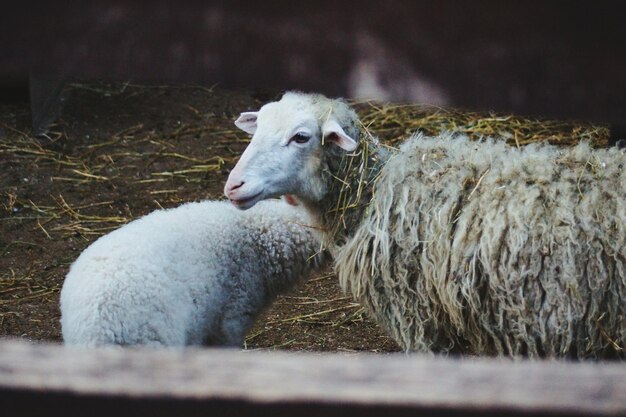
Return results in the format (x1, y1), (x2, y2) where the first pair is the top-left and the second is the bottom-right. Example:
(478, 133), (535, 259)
(354, 101), (610, 148)
(0, 269), (60, 307)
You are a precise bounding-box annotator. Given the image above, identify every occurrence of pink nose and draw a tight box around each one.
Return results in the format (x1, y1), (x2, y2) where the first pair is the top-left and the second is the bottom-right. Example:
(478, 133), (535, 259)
(224, 179), (245, 198)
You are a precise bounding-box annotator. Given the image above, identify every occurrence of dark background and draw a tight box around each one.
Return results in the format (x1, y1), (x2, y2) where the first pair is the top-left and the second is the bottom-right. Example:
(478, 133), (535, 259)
(1, 1), (625, 139)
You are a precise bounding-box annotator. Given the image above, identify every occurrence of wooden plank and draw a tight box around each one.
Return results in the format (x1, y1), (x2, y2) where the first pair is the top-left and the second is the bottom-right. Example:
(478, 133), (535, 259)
(0, 339), (624, 417)
(28, 73), (66, 137)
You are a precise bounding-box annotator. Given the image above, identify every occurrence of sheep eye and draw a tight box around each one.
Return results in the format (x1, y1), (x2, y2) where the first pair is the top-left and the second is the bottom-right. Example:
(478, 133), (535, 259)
(290, 133), (311, 144)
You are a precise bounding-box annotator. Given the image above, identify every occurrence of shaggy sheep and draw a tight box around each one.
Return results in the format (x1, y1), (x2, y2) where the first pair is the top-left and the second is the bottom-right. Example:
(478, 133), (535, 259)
(224, 91), (626, 359)
(60, 199), (323, 347)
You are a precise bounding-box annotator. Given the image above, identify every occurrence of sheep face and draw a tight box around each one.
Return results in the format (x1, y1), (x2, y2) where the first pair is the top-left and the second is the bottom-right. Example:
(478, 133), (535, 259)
(225, 92), (358, 210)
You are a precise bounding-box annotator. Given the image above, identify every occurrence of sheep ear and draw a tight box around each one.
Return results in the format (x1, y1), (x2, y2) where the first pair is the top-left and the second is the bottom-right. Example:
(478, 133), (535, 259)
(235, 112), (259, 134)
(322, 119), (358, 151)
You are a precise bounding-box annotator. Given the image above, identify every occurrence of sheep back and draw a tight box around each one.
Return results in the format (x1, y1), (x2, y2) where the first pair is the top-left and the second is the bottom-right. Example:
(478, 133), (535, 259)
(61, 199), (322, 347)
(336, 134), (625, 358)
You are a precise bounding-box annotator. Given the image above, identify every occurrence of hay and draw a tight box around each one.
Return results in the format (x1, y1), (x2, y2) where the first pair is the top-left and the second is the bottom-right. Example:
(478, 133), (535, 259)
(353, 101), (610, 148)
(320, 135), (387, 248)
(0, 268), (61, 306)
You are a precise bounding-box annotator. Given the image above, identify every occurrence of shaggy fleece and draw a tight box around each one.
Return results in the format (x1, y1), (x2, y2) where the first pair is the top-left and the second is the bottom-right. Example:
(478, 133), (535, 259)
(336, 134), (625, 358)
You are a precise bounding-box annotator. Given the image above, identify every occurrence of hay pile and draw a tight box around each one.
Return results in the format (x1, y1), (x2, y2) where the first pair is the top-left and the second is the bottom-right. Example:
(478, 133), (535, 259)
(353, 101), (610, 148)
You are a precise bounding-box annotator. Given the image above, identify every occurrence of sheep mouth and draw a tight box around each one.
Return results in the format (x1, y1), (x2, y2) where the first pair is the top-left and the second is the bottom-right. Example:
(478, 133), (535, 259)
(229, 191), (263, 210)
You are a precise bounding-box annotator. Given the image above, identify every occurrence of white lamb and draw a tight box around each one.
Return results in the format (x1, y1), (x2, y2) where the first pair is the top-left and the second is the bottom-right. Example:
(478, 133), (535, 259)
(224, 91), (626, 359)
(60, 199), (323, 347)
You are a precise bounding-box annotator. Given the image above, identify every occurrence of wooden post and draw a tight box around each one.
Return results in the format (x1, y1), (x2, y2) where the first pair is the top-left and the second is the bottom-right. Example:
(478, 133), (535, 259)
(0, 340), (624, 417)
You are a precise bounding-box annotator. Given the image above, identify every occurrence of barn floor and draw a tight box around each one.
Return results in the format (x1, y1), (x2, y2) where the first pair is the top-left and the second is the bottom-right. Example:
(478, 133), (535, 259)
(0, 81), (400, 352)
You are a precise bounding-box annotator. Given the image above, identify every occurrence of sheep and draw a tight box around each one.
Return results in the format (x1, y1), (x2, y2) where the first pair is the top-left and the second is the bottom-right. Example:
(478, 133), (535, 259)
(60, 198), (323, 348)
(224, 91), (626, 359)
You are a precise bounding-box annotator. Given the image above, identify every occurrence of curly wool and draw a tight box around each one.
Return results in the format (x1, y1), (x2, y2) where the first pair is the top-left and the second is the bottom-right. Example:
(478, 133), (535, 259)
(336, 133), (626, 358)
(61, 199), (322, 348)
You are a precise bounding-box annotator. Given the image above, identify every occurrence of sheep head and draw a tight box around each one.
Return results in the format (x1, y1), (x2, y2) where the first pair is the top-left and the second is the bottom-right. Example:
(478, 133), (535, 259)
(225, 92), (359, 210)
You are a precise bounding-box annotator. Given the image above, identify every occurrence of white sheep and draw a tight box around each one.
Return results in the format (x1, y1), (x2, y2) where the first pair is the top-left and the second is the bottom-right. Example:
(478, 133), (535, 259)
(60, 199), (323, 347)
(224, 91), (626, 359)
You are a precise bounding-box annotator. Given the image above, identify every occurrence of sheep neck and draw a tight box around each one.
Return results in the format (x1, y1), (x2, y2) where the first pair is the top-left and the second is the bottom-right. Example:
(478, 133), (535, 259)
(312, 133), (391, 250)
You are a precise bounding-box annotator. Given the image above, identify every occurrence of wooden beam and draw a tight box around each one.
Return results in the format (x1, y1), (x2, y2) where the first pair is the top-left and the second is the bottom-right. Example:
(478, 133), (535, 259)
(0, 340), (624, 417)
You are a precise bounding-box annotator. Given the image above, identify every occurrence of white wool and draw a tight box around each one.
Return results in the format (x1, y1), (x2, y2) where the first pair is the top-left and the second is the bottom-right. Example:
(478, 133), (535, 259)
(60, 199), (322, 347)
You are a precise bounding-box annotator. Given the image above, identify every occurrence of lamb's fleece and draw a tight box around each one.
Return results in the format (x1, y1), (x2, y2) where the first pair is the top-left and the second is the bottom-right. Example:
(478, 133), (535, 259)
(337, 134), (625, 358)
(61, 199), (321, 347)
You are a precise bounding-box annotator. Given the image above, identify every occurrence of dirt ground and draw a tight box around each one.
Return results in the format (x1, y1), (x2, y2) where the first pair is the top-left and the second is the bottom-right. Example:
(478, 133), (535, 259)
(0, 81), (400, 352)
